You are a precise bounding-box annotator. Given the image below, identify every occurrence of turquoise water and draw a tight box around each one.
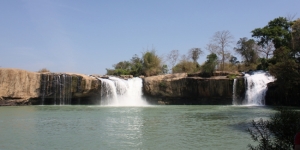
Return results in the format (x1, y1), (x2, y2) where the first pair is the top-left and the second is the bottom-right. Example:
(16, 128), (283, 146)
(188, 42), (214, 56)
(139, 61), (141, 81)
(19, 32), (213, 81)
(0, 105), (274, 150)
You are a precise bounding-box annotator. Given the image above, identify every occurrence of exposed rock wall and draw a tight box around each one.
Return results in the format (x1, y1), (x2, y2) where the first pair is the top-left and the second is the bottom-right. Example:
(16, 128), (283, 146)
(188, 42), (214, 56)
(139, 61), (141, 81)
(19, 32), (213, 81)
(0, 68), (101, 105)
(143, 73), (245, 105)
(0, 68), (40, 99)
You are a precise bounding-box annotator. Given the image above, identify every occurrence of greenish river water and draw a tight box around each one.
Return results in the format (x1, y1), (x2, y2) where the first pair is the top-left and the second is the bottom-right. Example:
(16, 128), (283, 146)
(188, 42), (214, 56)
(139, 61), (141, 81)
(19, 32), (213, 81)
(0, 105), (274, 150)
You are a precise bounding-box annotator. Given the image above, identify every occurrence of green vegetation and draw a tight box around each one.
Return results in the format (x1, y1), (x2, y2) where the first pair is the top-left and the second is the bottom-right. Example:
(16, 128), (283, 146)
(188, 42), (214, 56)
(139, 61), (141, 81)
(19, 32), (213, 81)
(142, 50), (162, 76)
(226, 74), (237, 79)
(201, 53), (218, 77)
(188, 48), (203, 63)
(172, 59), (199, 74)
(252, 17), (300, 105)
(106, 16), (300, 106)
(38, 68), (50, 73)
(234, 37), (259, 66)
(247, 108), (300, 150)
(159, 81), (167, 89)
(106, 50), (163, 77)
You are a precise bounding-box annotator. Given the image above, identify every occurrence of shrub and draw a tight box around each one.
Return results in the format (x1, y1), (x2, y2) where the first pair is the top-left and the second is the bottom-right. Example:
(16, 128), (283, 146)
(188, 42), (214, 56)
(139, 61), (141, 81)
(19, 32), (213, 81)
(38, 68), (50, 73)
(247, 108), (300, 150)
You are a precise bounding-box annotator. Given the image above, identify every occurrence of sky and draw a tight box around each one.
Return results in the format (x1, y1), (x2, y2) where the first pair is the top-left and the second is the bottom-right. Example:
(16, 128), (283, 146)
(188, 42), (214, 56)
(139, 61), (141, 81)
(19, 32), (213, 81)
(0, 0), (299, 75)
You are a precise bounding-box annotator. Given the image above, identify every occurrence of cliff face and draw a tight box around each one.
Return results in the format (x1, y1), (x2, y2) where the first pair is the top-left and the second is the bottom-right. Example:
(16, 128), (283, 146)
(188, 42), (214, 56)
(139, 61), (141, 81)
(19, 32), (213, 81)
(0, 68), (41, 105)
(0, 68), (101, 105)
(0, 68), (40, 98)
(143, 73), (245, 105)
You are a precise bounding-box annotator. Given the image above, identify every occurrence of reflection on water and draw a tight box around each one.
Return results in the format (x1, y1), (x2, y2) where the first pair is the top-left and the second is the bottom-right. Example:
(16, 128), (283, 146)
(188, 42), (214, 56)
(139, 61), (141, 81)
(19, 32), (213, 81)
(0, 105), (275, 150)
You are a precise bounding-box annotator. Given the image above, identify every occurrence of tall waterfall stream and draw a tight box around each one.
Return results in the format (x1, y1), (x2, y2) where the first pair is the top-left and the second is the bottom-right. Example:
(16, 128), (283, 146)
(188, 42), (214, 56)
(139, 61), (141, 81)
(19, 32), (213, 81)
(232, 71), (275, 106)
(98, 77), (148, 106)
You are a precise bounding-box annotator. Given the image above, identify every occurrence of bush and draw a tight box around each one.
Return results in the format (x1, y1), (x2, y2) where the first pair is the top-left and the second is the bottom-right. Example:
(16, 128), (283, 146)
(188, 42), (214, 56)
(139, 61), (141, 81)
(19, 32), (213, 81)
(142, 50), (162, 76)
(38, 68), (50, 73)
(172, 61), (199, 74)
(247, 108), (300, 150)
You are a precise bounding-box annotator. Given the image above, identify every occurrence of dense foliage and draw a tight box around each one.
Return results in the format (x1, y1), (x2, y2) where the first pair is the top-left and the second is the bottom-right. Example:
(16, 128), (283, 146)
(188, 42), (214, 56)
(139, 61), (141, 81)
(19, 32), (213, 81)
(106, 51), (163, 77)
(201, 53), (218, 77)
(235, 37), (259, 66)
(247, 108), (300, 150)
(252, 17), (300, 105)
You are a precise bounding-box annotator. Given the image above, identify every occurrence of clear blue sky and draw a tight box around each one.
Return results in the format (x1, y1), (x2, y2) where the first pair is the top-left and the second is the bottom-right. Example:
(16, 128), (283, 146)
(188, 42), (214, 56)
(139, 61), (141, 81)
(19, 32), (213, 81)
(1, 0), (299, 75)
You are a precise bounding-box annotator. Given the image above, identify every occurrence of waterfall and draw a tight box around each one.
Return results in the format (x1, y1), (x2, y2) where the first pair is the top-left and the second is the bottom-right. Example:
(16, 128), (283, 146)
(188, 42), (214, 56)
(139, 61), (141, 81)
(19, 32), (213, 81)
(232, 79), (238, 105)
(243, 70), (275, 105)
(40, 73), (73, 105)
(98, 77), (148, 106)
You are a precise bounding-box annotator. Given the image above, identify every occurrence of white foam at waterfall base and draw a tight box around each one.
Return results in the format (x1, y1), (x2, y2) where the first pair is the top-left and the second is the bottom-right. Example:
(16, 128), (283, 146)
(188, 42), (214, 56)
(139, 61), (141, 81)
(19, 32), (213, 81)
(99, 77), (148, 106)
(244, 70), (275, 106)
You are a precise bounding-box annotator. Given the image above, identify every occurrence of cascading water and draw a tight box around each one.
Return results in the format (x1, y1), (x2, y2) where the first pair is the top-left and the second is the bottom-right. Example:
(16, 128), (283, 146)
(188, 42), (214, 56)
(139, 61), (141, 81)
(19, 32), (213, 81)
(40, 73), (73, 105)
(232, 79), (238, 105)
(98, 77), (148, 106)
(243, 70), (275, 105)
(98, 78), (118, 105)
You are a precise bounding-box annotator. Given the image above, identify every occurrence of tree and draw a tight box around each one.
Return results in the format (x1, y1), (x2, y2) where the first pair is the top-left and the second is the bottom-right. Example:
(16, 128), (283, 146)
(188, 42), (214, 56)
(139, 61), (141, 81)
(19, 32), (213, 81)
(234, 37), (260, 66)
(188, 48), (203, 63)
(130, 54), (143, 76)
(172, 55), (199, 73)
(252, 17), (292, 49)
(292, 19), (300, 56)
(229, 56), (239, 65)
(201, 53), (218, 77)
(207, 30), (234, 72)
(257, 41), (275, 59)
(113, 61), (131, 70)
(166, 50), (179, 72)
(142, 50), (162, 76)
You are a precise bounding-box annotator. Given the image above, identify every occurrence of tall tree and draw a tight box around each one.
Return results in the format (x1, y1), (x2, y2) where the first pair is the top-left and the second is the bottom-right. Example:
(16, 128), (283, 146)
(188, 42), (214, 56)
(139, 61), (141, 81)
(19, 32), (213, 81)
(207, 30), (234, 72)
(252, 17), (292, 49)
(257, 41), (275, 59)
(252, 17), (300, 105)
(166, 50), (179, 72)
(292, 19), (300, 56)
(188, 48), (203, 63)
(201, 53), (218, 77)
(234, 37), (260, 65)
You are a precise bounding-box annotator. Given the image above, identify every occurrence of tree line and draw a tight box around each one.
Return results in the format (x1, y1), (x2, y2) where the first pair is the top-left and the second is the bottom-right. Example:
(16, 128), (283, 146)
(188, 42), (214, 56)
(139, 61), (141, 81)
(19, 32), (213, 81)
(106, 16), (299, 93)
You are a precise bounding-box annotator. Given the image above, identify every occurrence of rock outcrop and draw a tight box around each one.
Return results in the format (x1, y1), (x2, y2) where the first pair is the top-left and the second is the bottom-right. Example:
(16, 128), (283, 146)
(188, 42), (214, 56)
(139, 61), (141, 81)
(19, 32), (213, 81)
(0, 68), (41, 99)
(143, 73), (245, 105)
(0, 68), (101, 105)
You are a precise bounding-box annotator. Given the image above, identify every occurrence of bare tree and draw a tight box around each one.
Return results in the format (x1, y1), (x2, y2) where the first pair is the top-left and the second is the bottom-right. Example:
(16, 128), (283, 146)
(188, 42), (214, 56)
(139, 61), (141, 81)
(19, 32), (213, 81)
(188, 48), (203, 63)
(166, 50), (179, 71)
(207, 30), (234, 72)
(286, 13), (297, 22)
(257, 41), (275, 59)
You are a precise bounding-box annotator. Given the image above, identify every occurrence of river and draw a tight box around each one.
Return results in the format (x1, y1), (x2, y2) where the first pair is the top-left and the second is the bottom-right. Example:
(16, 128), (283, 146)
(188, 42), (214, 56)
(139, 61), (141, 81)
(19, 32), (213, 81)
(0, 105), (274, 150)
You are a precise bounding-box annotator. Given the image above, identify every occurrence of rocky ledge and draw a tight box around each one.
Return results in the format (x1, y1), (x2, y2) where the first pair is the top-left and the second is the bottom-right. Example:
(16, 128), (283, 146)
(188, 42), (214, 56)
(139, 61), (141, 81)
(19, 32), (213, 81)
(0, 68), (101, 106)
(0, 68), (246, 106)
(142, 73), (245, 105)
